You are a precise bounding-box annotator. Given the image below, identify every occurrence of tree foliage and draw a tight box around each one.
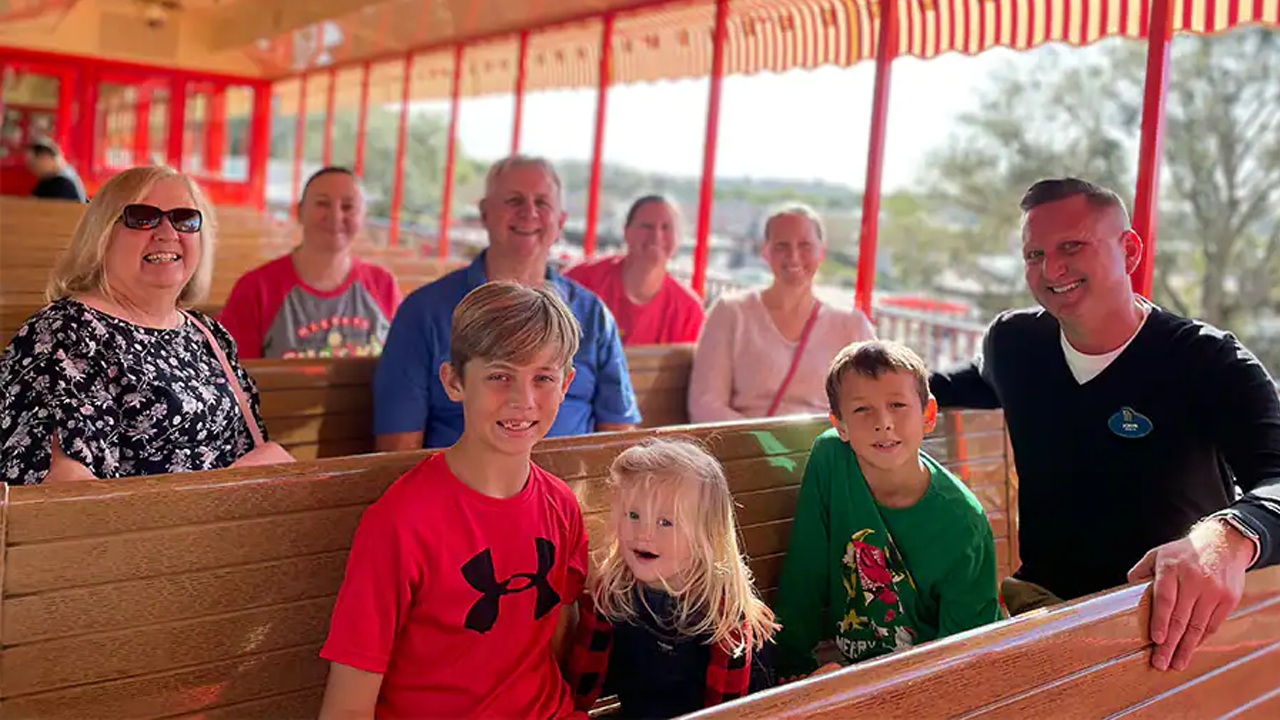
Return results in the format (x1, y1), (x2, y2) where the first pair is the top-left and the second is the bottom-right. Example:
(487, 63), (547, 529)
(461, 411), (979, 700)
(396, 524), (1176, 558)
(922, 29), (1280, 360)
(268, 107), (485, 222)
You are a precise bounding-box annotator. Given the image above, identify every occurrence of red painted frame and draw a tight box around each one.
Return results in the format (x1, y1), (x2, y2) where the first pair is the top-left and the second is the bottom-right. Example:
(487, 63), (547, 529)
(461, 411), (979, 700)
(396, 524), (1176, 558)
(0, 46), (271, 207)
(438, 45), (465, 259)
(583, 13), (615, 258)
(1130, 0), (1173, 298)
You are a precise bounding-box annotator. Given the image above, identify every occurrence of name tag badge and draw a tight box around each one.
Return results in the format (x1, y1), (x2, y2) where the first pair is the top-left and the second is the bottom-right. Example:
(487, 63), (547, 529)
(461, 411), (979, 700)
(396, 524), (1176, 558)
(1108, 406), (1153, 438)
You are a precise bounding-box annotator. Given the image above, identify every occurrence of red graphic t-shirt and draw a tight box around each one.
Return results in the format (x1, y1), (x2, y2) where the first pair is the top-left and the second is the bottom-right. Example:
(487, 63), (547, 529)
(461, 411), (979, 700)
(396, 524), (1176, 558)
(218, 254), (401, 359)
(320, 453), (589, 719)
(565, 255), (705, 346)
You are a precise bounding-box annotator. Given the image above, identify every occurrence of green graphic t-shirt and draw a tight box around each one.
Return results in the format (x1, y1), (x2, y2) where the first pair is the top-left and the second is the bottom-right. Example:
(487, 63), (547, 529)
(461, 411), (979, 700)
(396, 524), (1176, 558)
(773, 428), (1003, 676)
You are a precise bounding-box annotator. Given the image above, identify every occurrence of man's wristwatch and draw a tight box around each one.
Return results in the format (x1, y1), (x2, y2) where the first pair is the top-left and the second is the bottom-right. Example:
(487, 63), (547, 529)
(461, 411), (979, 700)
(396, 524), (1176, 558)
(1205, 510), (1262, 569)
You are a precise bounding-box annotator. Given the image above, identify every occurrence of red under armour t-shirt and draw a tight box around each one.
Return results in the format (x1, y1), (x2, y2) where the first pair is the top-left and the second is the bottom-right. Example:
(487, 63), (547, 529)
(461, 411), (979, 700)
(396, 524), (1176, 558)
(565, 255), (705, 345)
(320, 453), (588, 719)
(218, 254), (402, 359)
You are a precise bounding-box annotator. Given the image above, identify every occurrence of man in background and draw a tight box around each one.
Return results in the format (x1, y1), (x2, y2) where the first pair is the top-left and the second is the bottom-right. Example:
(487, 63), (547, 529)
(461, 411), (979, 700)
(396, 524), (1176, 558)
(26, 138), (87, 202)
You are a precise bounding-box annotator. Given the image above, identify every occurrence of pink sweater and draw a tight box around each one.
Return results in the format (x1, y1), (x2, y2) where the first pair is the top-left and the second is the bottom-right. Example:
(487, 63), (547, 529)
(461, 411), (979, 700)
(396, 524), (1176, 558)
(687, 291), (876, 423)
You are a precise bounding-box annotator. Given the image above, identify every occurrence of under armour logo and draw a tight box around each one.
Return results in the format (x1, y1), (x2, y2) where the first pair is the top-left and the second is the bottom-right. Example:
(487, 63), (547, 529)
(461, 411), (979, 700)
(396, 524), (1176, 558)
(461, 537), (561, 633)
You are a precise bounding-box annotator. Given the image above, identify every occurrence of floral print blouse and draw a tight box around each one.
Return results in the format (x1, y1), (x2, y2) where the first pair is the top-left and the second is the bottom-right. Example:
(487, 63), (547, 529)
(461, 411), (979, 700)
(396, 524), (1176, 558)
(0, 298), (268, 485)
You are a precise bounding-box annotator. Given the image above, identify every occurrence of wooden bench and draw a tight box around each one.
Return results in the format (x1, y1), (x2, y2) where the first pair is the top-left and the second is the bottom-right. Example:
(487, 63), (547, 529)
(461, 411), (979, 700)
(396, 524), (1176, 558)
(689, 564), (1280, 719)
(0, 409), (1014, 718)
(248, 345), (696, 460)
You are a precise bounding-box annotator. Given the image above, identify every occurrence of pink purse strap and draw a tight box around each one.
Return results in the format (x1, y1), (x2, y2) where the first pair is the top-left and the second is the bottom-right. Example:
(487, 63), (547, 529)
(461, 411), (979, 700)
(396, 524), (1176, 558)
(182, 310), (265, 447)
(766, 301), (822, 417)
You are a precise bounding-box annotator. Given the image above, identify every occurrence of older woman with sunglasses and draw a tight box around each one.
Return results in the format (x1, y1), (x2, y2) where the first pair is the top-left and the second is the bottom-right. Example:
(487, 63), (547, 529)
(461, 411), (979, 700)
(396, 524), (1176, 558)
(0, 166), (294, 485)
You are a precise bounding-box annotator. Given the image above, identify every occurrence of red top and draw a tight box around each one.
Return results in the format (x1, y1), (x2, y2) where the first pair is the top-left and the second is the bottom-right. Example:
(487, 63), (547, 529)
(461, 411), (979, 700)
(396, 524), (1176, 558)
(320, 453), (589, 719)
(218, 254), (401, 359)
(565, 255), (705, 346)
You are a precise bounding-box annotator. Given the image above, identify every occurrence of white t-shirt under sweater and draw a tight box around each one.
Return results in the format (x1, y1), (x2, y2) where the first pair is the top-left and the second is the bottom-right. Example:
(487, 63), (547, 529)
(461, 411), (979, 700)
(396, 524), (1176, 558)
(1060, 296), (1153, 384)
(687, 290), (876, 422)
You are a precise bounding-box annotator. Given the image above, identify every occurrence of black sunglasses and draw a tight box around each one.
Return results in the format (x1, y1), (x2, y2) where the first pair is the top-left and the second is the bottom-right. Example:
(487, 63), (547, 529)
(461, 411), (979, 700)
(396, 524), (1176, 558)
(118, 204), (203, 234)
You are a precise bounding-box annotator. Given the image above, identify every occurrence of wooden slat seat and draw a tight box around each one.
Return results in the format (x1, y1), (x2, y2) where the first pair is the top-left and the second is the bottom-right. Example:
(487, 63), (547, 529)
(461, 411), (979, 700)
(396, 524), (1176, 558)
(0, 409), (1014, 719)
(688, 564), (1280, 719)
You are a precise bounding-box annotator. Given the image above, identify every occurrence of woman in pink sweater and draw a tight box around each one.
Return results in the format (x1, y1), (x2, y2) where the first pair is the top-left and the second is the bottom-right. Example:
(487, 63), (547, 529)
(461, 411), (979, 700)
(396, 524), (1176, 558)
(688, 204), (875, 422)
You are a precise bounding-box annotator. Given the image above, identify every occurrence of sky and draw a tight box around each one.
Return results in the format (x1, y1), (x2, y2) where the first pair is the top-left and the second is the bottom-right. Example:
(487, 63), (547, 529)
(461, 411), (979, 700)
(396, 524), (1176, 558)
(419, 47), (1031, 192)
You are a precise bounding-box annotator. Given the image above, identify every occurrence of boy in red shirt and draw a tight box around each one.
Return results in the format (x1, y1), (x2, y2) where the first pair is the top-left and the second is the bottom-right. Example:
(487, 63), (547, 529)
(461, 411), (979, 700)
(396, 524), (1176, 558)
(318, 281), (589, 719)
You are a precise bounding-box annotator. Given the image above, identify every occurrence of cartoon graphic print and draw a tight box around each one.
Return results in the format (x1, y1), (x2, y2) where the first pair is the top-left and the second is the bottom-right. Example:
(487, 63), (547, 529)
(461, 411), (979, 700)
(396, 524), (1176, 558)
(838, 528), (916, 658)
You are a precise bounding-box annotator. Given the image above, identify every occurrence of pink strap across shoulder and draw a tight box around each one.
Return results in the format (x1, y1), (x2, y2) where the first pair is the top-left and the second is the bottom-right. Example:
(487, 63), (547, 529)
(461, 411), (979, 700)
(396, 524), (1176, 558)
(766, 301), (822, 417)
(182, 310), (265, 447)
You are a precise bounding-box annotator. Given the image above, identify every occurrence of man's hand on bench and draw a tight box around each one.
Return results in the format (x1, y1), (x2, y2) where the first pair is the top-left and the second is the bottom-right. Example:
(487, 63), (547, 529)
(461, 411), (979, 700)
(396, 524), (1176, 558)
(1128, 518), (1255, 672)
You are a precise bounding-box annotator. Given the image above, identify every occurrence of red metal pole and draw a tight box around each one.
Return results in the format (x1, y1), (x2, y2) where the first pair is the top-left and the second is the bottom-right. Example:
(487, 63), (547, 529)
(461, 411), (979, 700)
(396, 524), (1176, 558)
(323, 67), (337, 166)
(134, 84), (151, 165)
(57, 69), (75, 159)
(292, 73), (308, 204)
(205, 86), (226, 175)
(439, 45), (465, 259)
(692, 0), (730, 297)
(583, 14), (615, 258)
(389, 54), (414, 247)
(166, 78), (185, 170)
(1130, 0), (1173, 298)
(854, 0), (899, 318)
(511, 30), (529, 154)
(355, 61), (370, 175)
(249, 82), (271, 211)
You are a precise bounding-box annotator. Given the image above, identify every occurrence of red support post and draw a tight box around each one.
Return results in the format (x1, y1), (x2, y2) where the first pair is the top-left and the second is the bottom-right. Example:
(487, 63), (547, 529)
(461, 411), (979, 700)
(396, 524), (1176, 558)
(389, 53), (414, 247)
(205, 86), (226, 175)
(583, 14), (615, 258)
(248, 82), (272, 211)
(134, 84), (151, 165)
(355, 61), (370, 175)
(292, 73), (308, 205)
(323, 67), (337, 166)
(692, 0), (730, 298)
(1130, 0), (1173, 298)
(166, 78), (185, 170)
(511, 30), (529, 154)
(439, 44), (465, 259)
(58, 70), (76, 163)
(853, 0), (899, 318)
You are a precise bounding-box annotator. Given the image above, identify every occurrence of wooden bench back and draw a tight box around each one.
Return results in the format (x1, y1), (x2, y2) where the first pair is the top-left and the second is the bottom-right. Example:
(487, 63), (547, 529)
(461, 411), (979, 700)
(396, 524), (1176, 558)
(689, 564), (1280, 719)
(249, 346), (696, 460)
(0, 409), (1013, 719)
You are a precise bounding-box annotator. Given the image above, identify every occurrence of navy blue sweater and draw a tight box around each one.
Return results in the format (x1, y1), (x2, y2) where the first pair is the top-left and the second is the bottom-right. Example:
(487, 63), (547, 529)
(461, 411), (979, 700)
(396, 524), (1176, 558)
(931, 305), (1280, 600)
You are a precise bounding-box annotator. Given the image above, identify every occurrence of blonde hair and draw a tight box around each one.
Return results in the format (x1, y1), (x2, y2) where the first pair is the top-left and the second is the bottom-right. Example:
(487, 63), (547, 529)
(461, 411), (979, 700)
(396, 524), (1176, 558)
(46, 166), (217, 305)
(591, 439), (780, 653)
(450, 281), (580, 375)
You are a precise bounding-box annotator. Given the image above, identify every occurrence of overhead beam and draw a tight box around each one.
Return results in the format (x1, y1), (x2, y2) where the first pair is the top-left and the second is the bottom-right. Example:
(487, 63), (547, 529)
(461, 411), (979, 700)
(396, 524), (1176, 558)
(208, 0), (394, 53)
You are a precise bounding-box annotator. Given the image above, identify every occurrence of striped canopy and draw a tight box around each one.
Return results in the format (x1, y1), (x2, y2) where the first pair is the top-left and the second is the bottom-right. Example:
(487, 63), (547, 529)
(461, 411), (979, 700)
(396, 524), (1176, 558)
(265, 0), (1278, 111)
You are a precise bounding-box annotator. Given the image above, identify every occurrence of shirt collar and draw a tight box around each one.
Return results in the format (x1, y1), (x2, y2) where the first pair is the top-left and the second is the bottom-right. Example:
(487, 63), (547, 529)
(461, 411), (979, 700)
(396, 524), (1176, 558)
(465, 248), (569, 293)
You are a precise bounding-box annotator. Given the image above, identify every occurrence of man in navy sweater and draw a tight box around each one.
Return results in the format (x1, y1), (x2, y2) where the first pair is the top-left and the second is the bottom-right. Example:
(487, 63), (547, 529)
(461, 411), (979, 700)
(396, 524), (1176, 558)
(931, 177), (1280, 673)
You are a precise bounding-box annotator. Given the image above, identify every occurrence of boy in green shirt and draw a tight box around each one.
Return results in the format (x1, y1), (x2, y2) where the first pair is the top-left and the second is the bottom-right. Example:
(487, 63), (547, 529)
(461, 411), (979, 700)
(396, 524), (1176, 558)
(773, 340), (1002, 679)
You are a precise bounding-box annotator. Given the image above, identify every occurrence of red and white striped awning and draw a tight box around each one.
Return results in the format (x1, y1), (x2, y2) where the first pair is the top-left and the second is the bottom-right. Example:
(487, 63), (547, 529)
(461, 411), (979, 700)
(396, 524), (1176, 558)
(273, 0), (1280, 109)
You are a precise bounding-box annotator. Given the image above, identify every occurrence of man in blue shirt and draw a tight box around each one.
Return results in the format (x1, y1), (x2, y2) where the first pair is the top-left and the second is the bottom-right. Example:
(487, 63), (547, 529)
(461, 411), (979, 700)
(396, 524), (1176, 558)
(373, 155), (641, 451)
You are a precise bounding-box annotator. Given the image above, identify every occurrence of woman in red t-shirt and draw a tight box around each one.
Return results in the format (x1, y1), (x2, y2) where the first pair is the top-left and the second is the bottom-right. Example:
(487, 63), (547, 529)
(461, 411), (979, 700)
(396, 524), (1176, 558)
(219, 167), (402, 359)
(564, 195), (704, 346)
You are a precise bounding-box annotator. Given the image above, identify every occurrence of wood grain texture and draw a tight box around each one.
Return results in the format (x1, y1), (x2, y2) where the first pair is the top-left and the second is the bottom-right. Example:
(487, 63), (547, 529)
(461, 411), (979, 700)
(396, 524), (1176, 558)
(0, 409), (1020, 716)
(685, 566), (1280, 720)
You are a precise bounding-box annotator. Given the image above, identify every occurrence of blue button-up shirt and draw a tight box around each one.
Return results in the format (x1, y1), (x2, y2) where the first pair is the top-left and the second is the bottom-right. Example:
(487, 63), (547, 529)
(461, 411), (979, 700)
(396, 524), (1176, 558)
(373, 250), (642, 448)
